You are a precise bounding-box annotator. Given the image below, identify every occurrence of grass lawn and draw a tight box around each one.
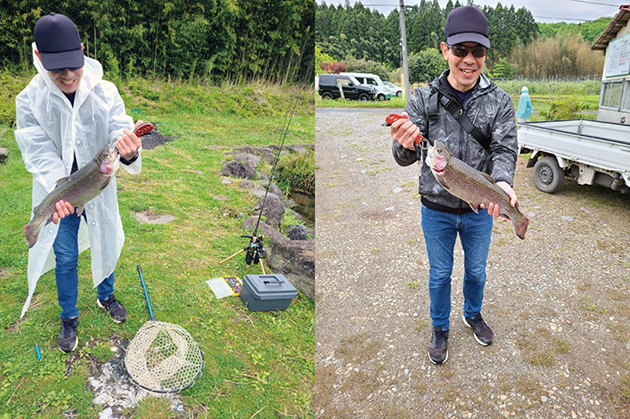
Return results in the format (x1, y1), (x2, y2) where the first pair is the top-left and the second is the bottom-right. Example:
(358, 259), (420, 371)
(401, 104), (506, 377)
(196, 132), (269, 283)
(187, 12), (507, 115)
(0, 76), (315, 418)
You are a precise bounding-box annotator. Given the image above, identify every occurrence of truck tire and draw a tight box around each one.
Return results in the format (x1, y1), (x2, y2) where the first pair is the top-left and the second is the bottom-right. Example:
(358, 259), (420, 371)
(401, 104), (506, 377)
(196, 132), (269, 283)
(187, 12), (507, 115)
(321, 91), (334, 100)
(358, 93), (370, 102)
(378, 93), (386, 101)
(396, 91), (402, 97)
(533, 156), (564, 193)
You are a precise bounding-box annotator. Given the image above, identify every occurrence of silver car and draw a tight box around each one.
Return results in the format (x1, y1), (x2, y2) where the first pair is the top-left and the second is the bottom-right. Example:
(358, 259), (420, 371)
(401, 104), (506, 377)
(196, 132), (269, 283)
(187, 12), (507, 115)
(384, 81), (402, 97)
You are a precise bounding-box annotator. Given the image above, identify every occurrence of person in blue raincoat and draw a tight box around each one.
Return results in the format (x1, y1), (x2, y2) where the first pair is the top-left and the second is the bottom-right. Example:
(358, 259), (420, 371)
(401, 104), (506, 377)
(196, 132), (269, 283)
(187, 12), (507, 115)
(14, 13), (142, 353)
(516, 86), (534, 123)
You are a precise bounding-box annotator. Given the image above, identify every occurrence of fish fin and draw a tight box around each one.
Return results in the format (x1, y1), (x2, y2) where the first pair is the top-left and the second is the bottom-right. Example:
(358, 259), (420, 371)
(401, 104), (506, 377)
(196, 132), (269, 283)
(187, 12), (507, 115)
(468, 202), (479, 214)
(24, 222), (40, 249)
(76, 205), (85, 217)
(435, 176), (450, 190)
(514, 216), (529, 240)
(481, 173), (495, 183)
(54, 176), (71, 188)
(32, 203), (41, 216)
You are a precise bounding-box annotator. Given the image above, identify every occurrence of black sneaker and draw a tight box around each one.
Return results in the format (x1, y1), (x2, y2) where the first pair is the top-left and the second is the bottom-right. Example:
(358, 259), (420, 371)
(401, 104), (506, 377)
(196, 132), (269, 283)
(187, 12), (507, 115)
(58, 317), (78, 353)
(428, 327), (449, 364)
(97, 294), (127, 323)
(463, 313), (494, 346)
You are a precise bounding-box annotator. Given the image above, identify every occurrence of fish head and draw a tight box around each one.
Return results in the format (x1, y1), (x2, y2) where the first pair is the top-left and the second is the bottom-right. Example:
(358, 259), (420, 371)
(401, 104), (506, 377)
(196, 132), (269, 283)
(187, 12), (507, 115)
(426, 140), (452, 174)
(96, 145), (120, 176)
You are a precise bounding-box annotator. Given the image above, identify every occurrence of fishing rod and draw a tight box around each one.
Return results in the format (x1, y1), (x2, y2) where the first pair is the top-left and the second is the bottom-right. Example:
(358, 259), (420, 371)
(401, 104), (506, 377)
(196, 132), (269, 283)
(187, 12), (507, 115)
(220, 27), (312, 272)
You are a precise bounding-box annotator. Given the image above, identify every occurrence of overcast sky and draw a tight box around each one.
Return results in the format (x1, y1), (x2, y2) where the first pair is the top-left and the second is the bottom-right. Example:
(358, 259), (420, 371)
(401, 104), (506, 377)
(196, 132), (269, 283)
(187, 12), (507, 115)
(319, 0), (627, 23)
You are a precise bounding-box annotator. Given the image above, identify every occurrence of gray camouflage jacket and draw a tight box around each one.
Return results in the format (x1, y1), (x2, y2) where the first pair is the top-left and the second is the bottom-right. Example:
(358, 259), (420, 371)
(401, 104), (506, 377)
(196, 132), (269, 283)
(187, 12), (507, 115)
(392, 70), (518, 212)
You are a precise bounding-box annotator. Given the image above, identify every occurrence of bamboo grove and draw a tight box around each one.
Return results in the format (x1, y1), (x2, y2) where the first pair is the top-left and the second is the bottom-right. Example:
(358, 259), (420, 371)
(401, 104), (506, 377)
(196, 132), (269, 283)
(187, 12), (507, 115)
(0, 0), (315, 83)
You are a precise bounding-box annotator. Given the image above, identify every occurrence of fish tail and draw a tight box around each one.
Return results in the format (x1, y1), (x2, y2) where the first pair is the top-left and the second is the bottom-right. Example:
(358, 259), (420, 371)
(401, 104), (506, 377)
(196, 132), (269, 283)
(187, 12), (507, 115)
(24, 221), (41, 249)
(514, 215), (529, 240)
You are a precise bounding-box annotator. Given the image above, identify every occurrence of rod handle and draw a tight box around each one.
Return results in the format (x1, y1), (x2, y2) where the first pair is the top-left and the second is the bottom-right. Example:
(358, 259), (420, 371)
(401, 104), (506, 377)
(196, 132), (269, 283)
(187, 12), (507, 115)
(137, 265), (156, 321)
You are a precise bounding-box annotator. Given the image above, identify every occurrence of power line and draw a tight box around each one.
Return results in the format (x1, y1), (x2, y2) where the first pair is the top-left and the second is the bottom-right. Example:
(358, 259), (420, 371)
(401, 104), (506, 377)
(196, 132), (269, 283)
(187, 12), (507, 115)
(534, 15), (598, 21)
(567, 0), (620, 6)
(533, 7), (618, 21)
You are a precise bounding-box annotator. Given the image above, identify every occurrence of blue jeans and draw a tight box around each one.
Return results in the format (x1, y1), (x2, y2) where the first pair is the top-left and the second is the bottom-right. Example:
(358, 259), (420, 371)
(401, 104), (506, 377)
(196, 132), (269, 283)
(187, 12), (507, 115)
(52, 210), (115, 319)
(421, 205), (493, 330)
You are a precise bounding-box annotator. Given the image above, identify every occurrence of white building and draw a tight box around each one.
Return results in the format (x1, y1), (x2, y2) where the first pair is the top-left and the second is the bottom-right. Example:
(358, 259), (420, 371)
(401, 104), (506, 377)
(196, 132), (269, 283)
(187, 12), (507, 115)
(592, 5), (630, 124)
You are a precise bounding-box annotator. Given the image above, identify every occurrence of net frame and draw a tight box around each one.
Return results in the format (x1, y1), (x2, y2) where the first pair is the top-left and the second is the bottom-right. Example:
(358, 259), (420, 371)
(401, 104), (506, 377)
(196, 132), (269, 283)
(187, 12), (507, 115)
(124, 266), (205, 393)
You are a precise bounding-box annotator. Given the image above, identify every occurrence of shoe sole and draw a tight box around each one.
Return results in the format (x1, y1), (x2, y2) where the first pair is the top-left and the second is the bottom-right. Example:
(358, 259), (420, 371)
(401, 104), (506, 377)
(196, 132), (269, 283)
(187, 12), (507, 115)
(462, 315), (492, 346)
(427, 349), (448, 365)
(58, 337), (78, 353)
(97, 299), (124, 323)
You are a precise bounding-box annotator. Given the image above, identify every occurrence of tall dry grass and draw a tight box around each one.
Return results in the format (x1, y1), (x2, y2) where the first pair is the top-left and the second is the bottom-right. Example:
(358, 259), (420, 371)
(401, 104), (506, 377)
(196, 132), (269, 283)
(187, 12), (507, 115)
(510, 31), (604, 78)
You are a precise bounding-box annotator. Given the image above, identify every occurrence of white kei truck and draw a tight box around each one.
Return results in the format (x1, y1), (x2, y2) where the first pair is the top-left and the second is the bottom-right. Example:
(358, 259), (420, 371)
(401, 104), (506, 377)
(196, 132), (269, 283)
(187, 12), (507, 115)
(517, 119), (630, 194)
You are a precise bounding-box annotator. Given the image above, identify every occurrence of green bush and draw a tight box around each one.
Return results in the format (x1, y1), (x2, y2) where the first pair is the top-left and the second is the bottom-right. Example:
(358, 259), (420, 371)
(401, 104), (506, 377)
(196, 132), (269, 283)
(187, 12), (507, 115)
(543, 96), (585, 120)
(408, 49), (447, 84)
(275, 149), (315, 195)
(488, 58), (516, 79)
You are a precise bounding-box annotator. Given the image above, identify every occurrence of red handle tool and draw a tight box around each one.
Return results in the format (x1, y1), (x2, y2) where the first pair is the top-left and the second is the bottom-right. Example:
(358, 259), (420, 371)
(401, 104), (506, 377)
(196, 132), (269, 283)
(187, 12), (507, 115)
(113, 122), (154, 156)
(133, 121), (154, 137)
(383, 113), (425, 146)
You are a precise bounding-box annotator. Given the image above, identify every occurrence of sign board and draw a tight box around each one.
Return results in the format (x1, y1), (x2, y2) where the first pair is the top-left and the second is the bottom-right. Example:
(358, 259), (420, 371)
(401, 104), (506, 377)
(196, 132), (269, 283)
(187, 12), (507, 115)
(604, 33), (630, 78)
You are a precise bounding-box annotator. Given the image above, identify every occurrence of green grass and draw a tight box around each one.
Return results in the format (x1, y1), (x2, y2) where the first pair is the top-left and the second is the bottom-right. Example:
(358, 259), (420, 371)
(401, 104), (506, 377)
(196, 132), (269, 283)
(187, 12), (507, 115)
(315, 92), (406, 109)
(275, 149), (315, 195)
(0, 75), (314, 418)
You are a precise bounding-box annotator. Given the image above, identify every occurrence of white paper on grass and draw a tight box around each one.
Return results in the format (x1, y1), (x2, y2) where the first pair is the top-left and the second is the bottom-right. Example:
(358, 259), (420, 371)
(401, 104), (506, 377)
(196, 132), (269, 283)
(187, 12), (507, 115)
(206, 277), (234, 299)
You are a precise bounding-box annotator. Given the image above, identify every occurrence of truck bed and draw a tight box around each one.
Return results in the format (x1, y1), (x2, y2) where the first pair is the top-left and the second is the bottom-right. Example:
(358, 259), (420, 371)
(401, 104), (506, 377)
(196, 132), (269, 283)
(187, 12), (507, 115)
(518, 119), (630, 174)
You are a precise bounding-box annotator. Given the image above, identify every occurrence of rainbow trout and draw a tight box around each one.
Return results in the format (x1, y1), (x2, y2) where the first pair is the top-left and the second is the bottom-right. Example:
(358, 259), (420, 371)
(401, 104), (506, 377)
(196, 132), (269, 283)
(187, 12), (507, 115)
(426, 140), (529, 240)
(24, 145), (120, 248)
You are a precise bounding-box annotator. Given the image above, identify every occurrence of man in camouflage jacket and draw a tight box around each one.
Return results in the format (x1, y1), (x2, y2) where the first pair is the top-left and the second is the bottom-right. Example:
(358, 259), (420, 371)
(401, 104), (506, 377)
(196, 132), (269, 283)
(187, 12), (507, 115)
(390, 6), (518, 365)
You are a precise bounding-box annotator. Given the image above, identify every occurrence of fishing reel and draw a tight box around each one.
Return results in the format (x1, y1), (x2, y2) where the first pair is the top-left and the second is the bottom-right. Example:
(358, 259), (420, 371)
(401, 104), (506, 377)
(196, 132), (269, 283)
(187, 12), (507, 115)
(219, 233), (267, 273)
(242, 234), (265, 268)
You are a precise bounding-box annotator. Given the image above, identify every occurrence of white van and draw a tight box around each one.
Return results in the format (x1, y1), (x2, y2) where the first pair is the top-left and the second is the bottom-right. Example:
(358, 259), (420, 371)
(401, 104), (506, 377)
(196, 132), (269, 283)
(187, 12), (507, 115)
(340, 72), (391, 101)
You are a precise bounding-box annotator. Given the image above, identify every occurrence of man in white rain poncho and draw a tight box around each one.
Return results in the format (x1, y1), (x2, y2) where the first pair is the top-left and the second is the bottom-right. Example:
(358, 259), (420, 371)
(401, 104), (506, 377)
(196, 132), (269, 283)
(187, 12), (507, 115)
(15, 13), (143, 352)
(516, 86), (534, 123)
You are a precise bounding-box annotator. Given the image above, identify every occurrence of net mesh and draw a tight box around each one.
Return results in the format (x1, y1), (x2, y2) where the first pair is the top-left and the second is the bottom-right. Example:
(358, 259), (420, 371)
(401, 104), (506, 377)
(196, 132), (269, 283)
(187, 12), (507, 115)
(124, 320), (204, 392)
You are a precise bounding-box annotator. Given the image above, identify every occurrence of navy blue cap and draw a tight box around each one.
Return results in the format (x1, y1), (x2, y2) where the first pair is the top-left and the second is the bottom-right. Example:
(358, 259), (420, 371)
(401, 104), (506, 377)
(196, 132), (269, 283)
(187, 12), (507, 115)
(444, 6), (490, 49)
(34, 13), (84, 71)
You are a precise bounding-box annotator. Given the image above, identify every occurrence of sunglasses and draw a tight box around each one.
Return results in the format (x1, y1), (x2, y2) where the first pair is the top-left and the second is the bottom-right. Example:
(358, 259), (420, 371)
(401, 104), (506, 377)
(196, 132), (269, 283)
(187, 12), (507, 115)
(49, 67), (82, 74)
(447, 44), (487, 58)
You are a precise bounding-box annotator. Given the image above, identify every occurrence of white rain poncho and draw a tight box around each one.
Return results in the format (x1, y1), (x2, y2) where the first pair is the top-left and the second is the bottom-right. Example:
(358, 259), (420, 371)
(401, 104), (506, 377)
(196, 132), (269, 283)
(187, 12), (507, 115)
(14, 43), (141, 317)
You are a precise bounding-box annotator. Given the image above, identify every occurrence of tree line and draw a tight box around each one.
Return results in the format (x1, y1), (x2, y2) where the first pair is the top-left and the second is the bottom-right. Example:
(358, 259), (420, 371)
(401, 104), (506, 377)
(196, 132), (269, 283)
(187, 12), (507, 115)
(316, 1), (611, 83)
(0, 0), (314, 84)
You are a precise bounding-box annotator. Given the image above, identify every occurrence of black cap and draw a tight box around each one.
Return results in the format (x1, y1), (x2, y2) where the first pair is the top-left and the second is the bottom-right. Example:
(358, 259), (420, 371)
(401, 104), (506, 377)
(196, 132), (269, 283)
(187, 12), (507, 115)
(34, 13), (84, 71)
(444, 6), (490, 49)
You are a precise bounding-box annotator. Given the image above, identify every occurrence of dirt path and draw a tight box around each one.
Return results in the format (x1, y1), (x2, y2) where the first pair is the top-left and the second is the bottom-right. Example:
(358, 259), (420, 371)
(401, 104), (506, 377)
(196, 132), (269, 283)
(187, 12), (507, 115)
(315, 108), (630, 419)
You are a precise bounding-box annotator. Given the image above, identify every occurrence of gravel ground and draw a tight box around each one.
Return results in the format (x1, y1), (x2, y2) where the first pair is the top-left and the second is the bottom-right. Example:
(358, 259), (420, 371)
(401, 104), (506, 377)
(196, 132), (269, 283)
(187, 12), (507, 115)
(314, 108), (630, 419)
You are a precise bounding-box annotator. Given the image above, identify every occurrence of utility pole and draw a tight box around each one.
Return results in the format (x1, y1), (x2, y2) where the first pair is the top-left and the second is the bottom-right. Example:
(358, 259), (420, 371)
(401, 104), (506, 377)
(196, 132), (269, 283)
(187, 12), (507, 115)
(399, 0), (410, 101)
